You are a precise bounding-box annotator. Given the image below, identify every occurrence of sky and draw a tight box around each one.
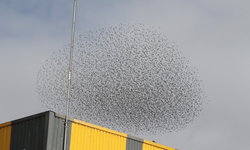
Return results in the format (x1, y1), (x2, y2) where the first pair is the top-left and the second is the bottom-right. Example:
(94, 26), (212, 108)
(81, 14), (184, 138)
(0, 0), (250, 150)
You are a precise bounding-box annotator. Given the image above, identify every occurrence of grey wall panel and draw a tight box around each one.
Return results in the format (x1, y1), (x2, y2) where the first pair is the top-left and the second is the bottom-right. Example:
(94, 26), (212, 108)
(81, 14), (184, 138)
(9, 111), (72, 150)
(10, 112), (49, 150)
(126, 135), (143, 150)
(46, 112), (72, 150)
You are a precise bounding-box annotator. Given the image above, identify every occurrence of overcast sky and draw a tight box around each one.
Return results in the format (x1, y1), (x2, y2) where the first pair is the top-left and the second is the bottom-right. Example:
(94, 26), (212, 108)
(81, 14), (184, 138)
(1, 0), (250, 150)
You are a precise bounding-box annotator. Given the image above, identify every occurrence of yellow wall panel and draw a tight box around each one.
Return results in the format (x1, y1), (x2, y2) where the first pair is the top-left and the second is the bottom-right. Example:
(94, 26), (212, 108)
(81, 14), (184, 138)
(0, 122), (11, 150)
(70, 119), (127, 150)
(143, 140), (175, 150)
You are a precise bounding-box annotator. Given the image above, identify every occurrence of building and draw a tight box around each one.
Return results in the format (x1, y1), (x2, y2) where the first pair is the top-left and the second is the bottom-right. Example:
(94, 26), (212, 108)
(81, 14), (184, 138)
(0, 111), (176, 150)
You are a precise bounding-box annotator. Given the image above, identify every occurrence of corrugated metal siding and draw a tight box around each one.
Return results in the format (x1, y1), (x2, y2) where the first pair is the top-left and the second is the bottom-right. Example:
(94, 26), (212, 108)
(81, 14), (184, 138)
(126, 135), (143, 150)
(0, 111), (72, 150)
(46, 112), (72, 150)
(0, 122), (12, 150)
(9, 112), (50, 150)
(142, 140), (175, 150)
(1, 111), (176, 150)
(70, 119), (127, 150)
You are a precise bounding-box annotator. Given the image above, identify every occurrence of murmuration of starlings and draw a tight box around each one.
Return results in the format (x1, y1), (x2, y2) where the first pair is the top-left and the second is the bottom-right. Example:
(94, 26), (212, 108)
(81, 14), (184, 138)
(36, 24), (206, 135)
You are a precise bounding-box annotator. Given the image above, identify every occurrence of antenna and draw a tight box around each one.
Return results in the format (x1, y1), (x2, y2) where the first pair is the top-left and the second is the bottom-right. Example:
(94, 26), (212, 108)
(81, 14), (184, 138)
(63, 0), (77, 149)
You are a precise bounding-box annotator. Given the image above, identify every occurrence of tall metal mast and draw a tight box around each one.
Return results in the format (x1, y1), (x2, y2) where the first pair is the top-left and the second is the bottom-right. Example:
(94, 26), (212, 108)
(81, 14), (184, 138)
(64, 0), (77, 149)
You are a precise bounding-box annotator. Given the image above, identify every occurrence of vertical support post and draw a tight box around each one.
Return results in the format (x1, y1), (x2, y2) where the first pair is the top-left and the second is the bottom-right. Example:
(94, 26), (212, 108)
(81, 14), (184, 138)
(63, 0), (77, 150)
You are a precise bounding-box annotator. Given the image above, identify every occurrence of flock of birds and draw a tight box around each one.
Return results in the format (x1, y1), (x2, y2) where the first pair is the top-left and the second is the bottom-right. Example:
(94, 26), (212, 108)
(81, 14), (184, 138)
(36, 24), (206, 135)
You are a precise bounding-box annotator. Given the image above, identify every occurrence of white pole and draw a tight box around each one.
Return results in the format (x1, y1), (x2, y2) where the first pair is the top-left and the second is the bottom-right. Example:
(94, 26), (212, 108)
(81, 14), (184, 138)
(64, 0), (77, 149)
